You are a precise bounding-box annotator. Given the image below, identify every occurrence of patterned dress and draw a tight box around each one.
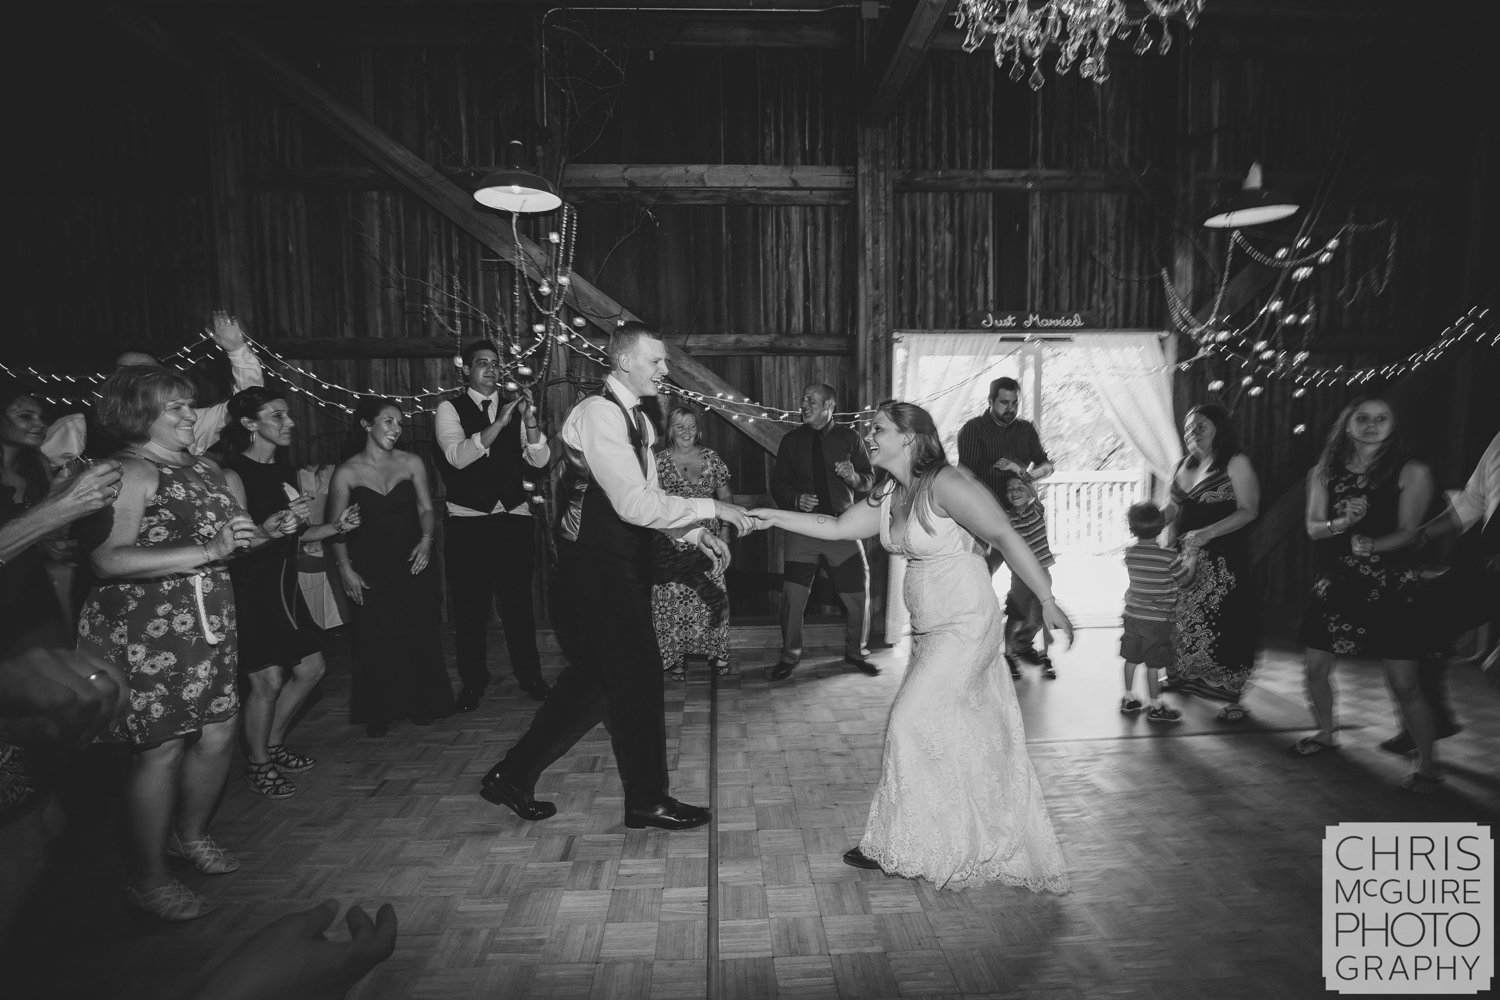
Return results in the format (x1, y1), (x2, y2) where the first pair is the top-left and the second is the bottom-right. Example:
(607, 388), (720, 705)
(78, 458), (241, 748)
(1298, 467), (1423, 659)
(651, 448), (731, 672)
(1169, 464), (1259, 701)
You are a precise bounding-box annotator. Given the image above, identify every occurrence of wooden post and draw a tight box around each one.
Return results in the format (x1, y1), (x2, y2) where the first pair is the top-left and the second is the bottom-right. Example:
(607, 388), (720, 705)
(206, 58), (253, 324)
(854, 121), (893, 413)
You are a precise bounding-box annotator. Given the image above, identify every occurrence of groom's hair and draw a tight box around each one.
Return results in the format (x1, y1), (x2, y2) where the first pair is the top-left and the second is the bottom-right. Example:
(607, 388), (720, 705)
(607, 322), (658, 368)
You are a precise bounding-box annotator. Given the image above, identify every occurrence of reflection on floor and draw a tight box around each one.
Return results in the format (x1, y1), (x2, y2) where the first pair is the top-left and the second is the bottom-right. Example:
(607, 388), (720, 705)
(5, 624), (1495, 999)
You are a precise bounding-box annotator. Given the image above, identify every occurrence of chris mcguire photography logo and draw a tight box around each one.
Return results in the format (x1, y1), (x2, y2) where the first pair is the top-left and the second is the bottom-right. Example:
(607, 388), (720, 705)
(1323, 822), (1493, 994)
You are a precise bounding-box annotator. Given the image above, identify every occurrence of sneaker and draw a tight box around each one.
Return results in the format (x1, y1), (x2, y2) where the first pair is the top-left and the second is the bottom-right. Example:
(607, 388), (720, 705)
(1039, 654), (1056, 679)
(1146, 705), (1183, 724)
(1119, 696), (1144, 714)
(1004, 653), (1021, 679)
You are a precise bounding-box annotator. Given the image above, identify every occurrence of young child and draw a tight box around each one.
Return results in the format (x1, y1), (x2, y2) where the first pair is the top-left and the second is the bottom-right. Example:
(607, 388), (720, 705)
(1120, 501), (1185, 723)
(997, 473), (1057, 680)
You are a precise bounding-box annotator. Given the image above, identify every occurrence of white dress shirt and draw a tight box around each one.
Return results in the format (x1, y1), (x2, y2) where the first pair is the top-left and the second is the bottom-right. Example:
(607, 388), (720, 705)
(1450, 430), (1500, 532)
(562, 374), (715, 542)
(41, 344), (264, 465)
(435, 387), (552, 517)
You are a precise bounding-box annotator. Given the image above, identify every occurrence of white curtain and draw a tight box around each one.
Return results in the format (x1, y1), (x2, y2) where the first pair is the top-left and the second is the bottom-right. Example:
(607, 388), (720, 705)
(1071, 333), (1183, 496)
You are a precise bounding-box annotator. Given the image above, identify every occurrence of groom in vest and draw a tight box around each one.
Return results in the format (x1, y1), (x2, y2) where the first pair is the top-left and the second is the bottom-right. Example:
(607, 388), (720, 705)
(435, 340), (553, 712)
(479, 322), (756, 830)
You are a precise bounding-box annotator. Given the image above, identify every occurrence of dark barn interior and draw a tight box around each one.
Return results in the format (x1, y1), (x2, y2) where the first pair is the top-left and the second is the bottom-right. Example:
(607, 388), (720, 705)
(1, 1), (1497, 997)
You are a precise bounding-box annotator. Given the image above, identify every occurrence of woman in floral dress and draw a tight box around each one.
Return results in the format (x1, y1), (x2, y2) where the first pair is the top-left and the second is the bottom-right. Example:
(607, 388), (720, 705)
(79, 367), (260, 921)
(1293, 396), (1440, 791)
(1166, 404), (1261, 721)
(652, 406), (734, 680)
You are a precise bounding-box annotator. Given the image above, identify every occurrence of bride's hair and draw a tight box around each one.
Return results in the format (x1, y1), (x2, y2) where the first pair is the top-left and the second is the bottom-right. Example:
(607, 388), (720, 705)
(866, 400), (950, 530)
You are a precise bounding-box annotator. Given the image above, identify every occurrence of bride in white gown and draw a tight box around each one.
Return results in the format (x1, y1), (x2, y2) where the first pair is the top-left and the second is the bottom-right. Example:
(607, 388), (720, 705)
(752, 401), (1072, 893)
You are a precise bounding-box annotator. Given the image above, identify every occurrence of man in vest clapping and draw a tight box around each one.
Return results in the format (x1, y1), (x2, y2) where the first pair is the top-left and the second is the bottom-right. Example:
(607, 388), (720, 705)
(479, 323), (756, 830)
(435, 341), (553, 713)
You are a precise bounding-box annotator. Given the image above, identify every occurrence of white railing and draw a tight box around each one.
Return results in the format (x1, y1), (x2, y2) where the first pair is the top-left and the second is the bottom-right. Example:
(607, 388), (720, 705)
(1036, 471), (1147, 555)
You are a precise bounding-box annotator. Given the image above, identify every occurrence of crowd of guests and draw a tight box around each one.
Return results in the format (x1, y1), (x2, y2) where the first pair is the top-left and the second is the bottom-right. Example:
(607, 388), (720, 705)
(2, 318), (1497, 941)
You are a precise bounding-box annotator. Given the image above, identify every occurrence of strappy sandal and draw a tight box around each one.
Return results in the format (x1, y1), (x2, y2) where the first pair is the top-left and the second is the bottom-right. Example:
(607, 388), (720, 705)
(710, 657), (734, 676)
(266, 743), (316, 773)
(666, 665), (687, 682)
(125, 878), (216, 922)
(168, 832), (241, 874)
(244, 759), (297, 799)
(1216, 704), (1250, 723)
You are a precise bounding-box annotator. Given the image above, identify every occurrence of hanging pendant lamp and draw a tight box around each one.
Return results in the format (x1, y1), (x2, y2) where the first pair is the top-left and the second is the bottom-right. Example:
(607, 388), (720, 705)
(1202, 162), (1300, 229)
(473, 140), (561, 214)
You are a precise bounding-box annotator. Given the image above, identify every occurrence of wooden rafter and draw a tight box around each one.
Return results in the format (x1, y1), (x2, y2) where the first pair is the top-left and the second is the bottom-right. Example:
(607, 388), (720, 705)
(90, 2), (787, 453)
(862, 0), (952, 124)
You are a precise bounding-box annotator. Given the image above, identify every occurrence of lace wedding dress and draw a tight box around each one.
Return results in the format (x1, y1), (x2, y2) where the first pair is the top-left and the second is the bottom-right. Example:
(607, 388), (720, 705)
(859, 480), (1069, 893)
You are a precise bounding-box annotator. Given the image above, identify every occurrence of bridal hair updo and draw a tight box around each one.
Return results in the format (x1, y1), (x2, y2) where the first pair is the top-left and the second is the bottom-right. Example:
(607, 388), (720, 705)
(866, 400), (949, 501)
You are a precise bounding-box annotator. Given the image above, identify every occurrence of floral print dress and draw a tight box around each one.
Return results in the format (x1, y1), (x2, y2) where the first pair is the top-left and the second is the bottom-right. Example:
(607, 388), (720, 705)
(651, 447), (731, 672)
(78, 458), (242, 748)
(1298, 468), (1423, 660)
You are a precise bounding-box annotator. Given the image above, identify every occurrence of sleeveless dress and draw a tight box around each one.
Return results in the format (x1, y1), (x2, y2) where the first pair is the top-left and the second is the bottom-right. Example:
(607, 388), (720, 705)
(1169, 464), (1259, 700)
(77, 458), (241, 748)
(344, 480), (454, 725)
(1298, 467), (1423, 659)
(860, 480), (1069, 894)
(651, 448), (731, 671)
(222, 453), (323, 673)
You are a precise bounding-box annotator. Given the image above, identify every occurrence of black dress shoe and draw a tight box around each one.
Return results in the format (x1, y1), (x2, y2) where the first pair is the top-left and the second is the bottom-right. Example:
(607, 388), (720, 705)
(844, 655), (880, 676)
(479, 768), (556, 821)
(365, 722), (388, 738)
(769, 661), (797, 681)
(455, 688), (482, 714)
(843, 846), (882, 870)
(624, 798), (710, 831)
(519, 678), (552, 702)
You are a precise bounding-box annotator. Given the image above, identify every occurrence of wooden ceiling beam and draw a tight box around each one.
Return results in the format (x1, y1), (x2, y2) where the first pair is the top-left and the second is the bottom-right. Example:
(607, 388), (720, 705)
(861, 0), (952, 124)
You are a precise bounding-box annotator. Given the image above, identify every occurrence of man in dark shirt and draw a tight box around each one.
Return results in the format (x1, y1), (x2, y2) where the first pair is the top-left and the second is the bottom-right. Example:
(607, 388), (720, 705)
(957, 376), (1056, 667)
(769, 383), (876, 679)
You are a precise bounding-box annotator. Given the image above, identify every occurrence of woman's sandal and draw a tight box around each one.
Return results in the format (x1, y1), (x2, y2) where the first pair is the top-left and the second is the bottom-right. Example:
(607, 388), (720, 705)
(267, 743), (316, 773)
(1290, 736), (1336, 756)
(667, 665), (687, 682)
(710, 657), (734, 676)
(1399, 772), (1445, 795)
(167, 832), (241, 874)
(125, 878), (216, 922)
(244, 759), (297, 799)
(1216, 704), (1250, 723)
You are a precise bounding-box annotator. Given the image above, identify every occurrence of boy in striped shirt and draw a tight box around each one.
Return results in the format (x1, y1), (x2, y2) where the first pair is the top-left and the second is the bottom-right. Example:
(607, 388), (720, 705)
(1121, 502), (1187, 723)
(997, 473), (1057, 680)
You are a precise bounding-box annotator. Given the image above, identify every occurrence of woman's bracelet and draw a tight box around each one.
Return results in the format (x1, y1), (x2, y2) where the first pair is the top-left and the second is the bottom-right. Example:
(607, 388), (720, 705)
(336, 557), (352, 566)
(1326, 518), (1345, 536)
(200, 544), (213, 565)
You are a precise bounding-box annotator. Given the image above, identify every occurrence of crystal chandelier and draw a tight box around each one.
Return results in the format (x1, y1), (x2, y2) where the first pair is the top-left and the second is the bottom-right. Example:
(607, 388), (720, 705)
(956, 0), (1206, 90)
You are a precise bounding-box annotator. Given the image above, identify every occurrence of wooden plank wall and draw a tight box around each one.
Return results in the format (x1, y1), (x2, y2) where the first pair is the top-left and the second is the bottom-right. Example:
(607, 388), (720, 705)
(2, 5), (1496, 619)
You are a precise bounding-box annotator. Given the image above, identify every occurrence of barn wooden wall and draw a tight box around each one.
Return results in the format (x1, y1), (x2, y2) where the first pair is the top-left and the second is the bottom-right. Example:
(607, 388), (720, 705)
(2, 2), (1496, 620)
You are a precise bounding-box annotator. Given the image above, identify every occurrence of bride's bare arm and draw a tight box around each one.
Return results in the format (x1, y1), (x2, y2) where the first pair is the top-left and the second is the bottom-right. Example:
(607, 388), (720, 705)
(749, 501), (880, 541)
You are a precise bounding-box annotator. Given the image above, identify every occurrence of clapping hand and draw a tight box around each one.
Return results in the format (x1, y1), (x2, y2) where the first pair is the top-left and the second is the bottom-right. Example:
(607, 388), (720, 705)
(207, 310), (247, 352)
(833, 459), (858, 485)
(1336, 495), (1369, 527)
(332, 503), (361, 534)
(795, 493), (819, 513)
(190, 899), (397, 1000)
(46, 459), (123, 519)
(1350, 534), (1374, 558)
(264, 510), (302, 538)
(207, 515), (259, 560)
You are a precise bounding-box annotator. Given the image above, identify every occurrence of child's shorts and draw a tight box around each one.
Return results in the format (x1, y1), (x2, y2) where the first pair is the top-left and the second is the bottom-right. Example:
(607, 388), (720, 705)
(1120, 616), (1173, 670)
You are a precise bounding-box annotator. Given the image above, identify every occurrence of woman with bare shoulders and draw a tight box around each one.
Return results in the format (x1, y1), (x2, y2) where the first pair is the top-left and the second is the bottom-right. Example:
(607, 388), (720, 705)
(327, 399), (453, 738)
(751, 401), (1072, 893)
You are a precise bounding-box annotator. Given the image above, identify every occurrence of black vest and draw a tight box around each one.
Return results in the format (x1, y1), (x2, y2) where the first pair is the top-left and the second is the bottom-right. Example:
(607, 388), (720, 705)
(556, 387), (655, 568)
(436, 393), (528, 514)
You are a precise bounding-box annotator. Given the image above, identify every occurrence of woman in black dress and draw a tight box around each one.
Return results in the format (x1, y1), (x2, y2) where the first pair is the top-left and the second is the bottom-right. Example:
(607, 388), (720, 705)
(1294, 396), (1439, 791)
(327, 399), (453, 737)
(1166, 404), (1261, 721)
(221, 388), (361, 798)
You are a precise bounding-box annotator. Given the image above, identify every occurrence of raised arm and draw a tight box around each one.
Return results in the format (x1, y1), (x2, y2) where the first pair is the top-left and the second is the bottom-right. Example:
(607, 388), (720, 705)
(191, 313), (265, 456)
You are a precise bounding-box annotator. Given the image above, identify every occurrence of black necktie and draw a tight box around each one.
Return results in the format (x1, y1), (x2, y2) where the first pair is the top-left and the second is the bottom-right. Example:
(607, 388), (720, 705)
(630, 405), (651, 476)
(480, 398), (492, 422)
(811, 428), (834, 515)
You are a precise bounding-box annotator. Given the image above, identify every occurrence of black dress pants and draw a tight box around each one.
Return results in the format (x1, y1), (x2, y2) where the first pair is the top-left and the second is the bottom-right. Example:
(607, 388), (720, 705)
(499, 540), (670, 809)
(444, 512), (543, 693)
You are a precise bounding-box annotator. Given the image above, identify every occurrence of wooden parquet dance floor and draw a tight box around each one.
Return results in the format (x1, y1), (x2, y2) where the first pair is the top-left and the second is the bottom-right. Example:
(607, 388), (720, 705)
(5, 625), (1497, 1000)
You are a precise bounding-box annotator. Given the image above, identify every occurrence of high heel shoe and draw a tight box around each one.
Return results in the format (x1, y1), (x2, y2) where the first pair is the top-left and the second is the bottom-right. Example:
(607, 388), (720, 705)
(167, 832), (241, 874)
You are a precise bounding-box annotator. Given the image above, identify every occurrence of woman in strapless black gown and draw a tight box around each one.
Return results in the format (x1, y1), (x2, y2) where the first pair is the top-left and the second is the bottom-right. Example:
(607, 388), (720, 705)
(328, 398), (453, 737)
